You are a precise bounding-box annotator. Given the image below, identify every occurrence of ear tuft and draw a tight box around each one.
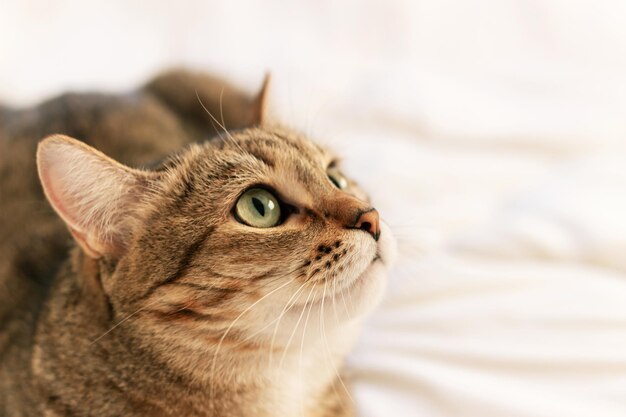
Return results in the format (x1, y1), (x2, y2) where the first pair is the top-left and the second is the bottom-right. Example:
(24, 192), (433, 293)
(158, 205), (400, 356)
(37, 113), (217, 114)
(37, 135), (151, 258)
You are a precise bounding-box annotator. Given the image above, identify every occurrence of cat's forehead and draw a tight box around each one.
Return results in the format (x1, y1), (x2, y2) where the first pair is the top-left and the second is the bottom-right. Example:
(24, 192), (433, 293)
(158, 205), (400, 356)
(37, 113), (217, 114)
(198, 127), (335, 180)
(160, 127), (339, 205)
(222, 127), (336, 194)
(224, 126), (332, 165)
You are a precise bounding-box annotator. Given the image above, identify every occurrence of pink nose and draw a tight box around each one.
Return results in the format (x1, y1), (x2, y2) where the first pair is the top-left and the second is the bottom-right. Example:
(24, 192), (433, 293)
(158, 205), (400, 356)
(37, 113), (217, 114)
(352, 209), (380, 241)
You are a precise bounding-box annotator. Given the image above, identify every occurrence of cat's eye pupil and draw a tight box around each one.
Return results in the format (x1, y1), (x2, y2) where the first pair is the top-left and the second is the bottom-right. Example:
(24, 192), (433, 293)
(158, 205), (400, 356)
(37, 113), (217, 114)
(235, 188), (281, 228)
(327, 167), (348, 190)
(329, 176), (341, 188)
(252, 197), (265, 216)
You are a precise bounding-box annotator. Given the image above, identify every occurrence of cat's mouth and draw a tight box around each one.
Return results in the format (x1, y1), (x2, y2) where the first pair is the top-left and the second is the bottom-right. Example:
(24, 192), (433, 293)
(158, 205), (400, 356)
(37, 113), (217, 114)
(293, 222), (395, 312)
(307, 250), (384, 305)
(285, 225), (395, 324)
(372, 252), (382, 264)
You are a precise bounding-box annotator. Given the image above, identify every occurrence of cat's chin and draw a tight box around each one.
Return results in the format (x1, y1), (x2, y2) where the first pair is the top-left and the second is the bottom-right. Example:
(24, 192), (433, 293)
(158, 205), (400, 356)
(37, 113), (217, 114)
(338, 256), (389, 317)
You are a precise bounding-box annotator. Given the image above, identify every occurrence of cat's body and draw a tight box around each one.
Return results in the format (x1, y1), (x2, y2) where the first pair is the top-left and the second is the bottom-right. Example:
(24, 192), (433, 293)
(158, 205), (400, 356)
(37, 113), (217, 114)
(0, 70), (395, 416)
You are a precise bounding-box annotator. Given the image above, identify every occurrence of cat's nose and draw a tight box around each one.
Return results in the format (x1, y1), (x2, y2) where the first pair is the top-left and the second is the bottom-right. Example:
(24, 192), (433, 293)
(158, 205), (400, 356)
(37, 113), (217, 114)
(351, 209), (380, 241)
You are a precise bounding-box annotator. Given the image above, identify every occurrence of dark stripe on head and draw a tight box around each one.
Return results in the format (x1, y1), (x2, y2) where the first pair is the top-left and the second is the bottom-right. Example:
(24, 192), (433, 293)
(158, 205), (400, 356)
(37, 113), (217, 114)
(139, 227), (214, 300)
(242, 135), (312, 159)
(173, 173), (195, 208)
(247, 148), (275, 168)
(145, 308), (225, 323)
(270, 131), (309, 154)
(294, 159), (318, 185)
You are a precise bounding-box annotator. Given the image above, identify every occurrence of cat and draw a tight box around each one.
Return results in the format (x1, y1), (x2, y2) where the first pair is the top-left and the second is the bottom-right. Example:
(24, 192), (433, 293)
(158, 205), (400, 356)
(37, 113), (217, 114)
(0, 69), (396, 416)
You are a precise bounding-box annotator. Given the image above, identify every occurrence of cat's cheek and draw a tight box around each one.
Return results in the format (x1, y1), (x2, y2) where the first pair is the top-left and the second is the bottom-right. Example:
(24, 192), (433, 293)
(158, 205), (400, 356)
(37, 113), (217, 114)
(341, 260), (389, 321)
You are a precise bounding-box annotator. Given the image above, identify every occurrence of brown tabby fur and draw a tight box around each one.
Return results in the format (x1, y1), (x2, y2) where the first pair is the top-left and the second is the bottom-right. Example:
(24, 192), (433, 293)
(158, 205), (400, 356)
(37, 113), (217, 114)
(0, 70), (395, 416)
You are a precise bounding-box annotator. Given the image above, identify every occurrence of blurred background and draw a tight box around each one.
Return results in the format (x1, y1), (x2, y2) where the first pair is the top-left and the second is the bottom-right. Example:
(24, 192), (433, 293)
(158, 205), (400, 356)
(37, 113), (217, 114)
(2, 1), (626, 416)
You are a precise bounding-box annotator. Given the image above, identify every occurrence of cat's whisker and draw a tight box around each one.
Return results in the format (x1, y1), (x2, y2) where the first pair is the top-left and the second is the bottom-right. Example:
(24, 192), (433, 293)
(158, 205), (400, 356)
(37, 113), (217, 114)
(195, 91), (246, 156)
(208, 277), (295, 399)
(195, 90), (230, 139)
(319, 279), (354, 405)
(278, 285), (316, 370)
(268, 280), (309, 366)
(339, 277), (351, 318)
(298, 286), (316, 417)
(89, 298), (161, 346)
(331, 276), (340, 327)
(206, 112), (226, 143)
(339, 273), (356, 314)
(197, 266), (308, 353)
(193, 88), (227, 145)
(319, 281), (342, 402)
(233, 289), (301, 348)
(92, 292), (217, 348)
(217, 88), (248, 156)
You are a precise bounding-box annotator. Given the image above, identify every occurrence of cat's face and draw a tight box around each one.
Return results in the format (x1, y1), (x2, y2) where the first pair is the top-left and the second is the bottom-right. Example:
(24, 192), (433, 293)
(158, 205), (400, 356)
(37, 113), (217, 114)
(37, 126), (396, 354)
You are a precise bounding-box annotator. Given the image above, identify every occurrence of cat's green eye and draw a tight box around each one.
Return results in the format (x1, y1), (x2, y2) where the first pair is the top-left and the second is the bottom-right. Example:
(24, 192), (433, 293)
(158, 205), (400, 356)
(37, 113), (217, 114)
(327, 167), (349, 189)
(235, 188), (282, 228)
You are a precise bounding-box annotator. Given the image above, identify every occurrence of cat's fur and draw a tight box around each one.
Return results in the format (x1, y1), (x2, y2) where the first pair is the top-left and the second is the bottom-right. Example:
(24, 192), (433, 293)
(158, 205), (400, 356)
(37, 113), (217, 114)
(0, 70), (395, 416)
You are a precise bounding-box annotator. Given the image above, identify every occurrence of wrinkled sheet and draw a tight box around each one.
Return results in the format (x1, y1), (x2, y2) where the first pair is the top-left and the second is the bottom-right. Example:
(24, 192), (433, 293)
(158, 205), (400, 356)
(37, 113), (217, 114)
(343, 129), (626, 417)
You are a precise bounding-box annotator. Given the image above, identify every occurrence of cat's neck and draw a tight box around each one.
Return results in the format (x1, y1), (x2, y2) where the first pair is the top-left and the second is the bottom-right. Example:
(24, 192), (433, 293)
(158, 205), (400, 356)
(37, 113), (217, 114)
(224, 325), (359, 416)
(34, 254), (359, 416)
(149, 318), (360, 416)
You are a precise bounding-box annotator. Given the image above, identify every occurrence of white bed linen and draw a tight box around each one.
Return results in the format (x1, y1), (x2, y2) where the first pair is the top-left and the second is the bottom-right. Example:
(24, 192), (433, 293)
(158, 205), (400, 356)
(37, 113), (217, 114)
(342, 130), (626, 417)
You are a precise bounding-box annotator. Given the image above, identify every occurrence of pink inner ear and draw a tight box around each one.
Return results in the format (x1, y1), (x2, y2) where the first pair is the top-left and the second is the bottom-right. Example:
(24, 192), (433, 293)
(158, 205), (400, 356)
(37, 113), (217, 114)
(37, 136), (136, 259)
(67, 228), (102, 258)
(39, 147), (84, 231)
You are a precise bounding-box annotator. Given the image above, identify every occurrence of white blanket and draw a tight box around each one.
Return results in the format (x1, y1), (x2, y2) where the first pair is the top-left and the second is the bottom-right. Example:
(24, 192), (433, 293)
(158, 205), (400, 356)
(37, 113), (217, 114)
(344, 129), (626, 417)
(2, 1), (626, 415)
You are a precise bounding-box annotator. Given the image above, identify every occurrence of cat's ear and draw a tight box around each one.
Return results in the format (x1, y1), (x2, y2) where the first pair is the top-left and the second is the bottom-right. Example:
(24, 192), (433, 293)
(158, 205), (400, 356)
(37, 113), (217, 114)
(250, 73), (271, 126)
(37, 135), (153, 259)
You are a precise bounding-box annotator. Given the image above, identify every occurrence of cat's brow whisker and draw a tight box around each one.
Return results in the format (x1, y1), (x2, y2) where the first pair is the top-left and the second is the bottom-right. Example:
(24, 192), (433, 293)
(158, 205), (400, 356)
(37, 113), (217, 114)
(218, 88), (242, 147)
(195, 90), (230, 138)
(195, 91), (233, 139)
(217, 87), (247, 155)
(195, 90), (247, 156)
(193, 89), (228, 147)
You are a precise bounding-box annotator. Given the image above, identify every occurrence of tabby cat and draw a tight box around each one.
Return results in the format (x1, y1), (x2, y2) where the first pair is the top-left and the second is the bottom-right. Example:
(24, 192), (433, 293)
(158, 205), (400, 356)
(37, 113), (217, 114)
(0, 70), (396, 416)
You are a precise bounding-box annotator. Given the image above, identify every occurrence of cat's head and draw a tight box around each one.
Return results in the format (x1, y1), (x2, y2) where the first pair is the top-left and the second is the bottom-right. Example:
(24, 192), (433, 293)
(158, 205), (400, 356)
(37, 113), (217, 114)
(37, 126), (396, 357)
